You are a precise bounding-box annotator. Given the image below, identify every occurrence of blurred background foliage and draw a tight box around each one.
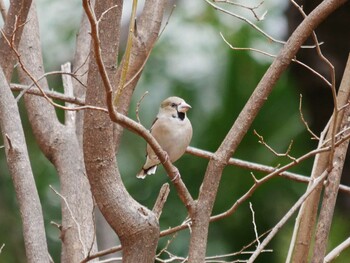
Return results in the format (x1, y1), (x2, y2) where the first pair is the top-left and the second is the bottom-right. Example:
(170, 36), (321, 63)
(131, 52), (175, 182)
(0, 0), (349, 262)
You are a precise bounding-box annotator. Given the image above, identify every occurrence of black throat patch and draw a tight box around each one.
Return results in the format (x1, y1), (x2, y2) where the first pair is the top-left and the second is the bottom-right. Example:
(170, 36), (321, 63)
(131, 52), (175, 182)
(177, 111), (185, 121)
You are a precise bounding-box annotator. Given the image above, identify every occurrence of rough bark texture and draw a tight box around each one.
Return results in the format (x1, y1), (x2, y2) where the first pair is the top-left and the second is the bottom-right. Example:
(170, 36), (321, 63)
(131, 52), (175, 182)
(187, 0), (348, 262)
(83, 1), (160, 262)
(0, 0), (32, 79)
(0, 69), (49, 263)
(290, 53), (350, 263)
(19, 3), (97, 262)
(0, 1), (49, 262)
(310, 56), (350, 262)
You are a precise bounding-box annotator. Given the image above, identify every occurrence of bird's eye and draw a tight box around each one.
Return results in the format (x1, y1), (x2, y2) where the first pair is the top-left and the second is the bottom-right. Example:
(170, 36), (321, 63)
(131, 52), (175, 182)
(171, 103), (177, 108)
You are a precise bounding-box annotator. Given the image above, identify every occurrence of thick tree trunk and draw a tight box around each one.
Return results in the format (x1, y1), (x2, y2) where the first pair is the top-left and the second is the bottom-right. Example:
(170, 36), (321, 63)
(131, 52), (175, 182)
(0, 69), (49, 263)
(18, 3), (97, 262)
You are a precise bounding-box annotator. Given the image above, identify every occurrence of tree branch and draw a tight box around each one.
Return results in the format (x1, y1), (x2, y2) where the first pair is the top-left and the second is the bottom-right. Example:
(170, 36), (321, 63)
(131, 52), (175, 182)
(188, 0), (348, 261)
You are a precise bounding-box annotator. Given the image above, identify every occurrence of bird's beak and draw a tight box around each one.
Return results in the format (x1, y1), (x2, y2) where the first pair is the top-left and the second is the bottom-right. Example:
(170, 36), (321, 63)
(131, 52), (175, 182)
(178, 101), (191, 113)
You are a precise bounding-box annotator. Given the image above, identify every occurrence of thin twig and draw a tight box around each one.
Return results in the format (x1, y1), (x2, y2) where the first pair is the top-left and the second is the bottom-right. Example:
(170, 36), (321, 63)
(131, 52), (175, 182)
(114, 0), (137, 106)
(186, 146), (350, 194)
(136, 91), (149, 123)
(290, 0), (338, 168)
(0, 243), (4, 254)
(50, 185), (87, 258)
(214, 0), (266, 21)
(299, 94), (319, 140)
(254, 130), (297, 162)
(15, 70), (86, 102)
(0, 29), (106, 114)
(247, 169), (329, 262)
(11, 83), (86, 105)
(220, 32), (332, 87)
(206, 0), (321, 48)
(324, 236), (350, 263)
(249, 202), (260, 248)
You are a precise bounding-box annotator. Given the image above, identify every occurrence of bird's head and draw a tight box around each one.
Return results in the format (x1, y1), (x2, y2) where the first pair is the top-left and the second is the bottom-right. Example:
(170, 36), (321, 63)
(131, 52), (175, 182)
(160, 96), (191, 120)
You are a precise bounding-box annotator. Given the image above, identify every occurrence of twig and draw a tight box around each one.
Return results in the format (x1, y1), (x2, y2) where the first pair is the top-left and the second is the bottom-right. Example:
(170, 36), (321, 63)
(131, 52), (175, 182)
(50, 185), (87, 258)
(114, 0), (137, 106)
(214, 0), (266, 21)
(11, 83), (86, 105)
(156, 232), (179, 259)
(254, 130), (297, 162)
(247, 169), (329, 262)
(0, 29), (107, 114)
(205, 0), (321, 48)
(0, 243), (4, 254)
(186, 146), (350, 194)
(249, 202), (260, 248)
(210, 129), (350, 223)
(61, 62), (76, 127)
(80, 245), (122, 263)
(83, 0), (195, 211)
(15, 69), (86, 102)
(98, 257), (122, 263)
(299, 94), (319, 140)
(152, 183), (170, 219)
(136, 91), (149, 123)
(290, 0), (338, 168)
(220, 32), (332, 87)
(324, 236), (350, 263)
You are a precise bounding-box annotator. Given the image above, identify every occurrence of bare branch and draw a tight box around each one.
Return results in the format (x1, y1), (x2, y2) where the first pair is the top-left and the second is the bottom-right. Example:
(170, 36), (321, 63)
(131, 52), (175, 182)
(152, 183), (170, 219)
(247, 169), (329, 262)
(220, 32), (332, 87)
(11, 83), (86, 105)
(0, 30), (107, 114)
(299, 94), (319, 140)
(0, 243), (5, 254)
(186, 146), (350, 194)
(254, 130), (296, 162)
(249, 202), (260, 248)
(290, 0), (338, 167)
(136, 91), (149, 124)
(324, 236), (350, 263)
(214, 0), (266, 21)
(61, 62), (76, 127)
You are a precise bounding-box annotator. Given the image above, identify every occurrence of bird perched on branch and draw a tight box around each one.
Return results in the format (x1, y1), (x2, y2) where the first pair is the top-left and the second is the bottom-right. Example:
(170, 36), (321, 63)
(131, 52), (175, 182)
(137, 96), (193, 179)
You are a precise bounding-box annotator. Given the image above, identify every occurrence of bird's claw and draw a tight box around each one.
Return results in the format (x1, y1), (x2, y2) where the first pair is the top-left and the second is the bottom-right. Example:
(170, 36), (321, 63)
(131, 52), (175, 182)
(171, 169), (181, 182)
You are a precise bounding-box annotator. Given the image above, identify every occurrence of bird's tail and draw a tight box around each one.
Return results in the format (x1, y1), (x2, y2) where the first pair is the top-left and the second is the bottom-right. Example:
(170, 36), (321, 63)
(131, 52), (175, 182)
(136, 165), (157, 179)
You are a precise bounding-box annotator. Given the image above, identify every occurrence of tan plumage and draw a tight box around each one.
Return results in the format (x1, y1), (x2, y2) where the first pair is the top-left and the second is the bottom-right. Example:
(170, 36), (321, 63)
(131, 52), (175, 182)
(137, 96), (193, 179)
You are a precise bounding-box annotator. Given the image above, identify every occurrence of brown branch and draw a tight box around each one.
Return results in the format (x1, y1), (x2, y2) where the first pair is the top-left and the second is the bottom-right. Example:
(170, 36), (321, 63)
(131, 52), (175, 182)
(214, 0), (266, 21)
(248, 169), (329, 262)
(152, 183), (170, 219)
(324, 236), (350, 263)
(11, 83), (86, 105)
(299, 94), (319, 140)
(189, 1), (348, 261)
(83, 0), (194, 210)
(220, 32), (332, 87)
(0, 30), (107, 114)
(186, 146), (350, 194)
(311, 56), (350, 262)
(254, 130), (296, 162)
(288, 53), (350, 263)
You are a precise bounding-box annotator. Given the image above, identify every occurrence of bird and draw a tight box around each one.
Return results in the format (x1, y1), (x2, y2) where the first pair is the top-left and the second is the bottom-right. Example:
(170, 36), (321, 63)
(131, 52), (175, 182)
(137, 96), (193, 179)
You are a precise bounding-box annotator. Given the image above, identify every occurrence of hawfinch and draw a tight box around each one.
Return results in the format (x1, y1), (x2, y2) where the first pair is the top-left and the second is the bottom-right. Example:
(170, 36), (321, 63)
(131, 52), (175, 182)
(137, 96), (193, 179)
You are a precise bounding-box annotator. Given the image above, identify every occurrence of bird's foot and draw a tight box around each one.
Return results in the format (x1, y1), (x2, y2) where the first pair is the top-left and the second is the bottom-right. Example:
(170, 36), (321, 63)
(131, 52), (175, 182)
(171, 168), (181, 182)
